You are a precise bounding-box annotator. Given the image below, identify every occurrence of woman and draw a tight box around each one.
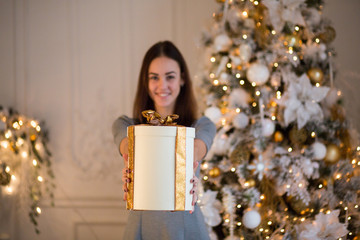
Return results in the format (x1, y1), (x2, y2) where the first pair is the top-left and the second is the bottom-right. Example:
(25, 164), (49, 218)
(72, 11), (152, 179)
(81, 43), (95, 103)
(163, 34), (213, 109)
(112, 40), (216, 240)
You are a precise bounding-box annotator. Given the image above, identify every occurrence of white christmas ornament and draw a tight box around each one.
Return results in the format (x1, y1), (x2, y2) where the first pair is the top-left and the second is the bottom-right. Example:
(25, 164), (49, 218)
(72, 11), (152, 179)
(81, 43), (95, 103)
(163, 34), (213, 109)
(246, 63), (270, 86)
(214, 34), (233, 52)
(233, 112), (249, 129)
(262, 119), (275, 137)
(242, 209), (261, 229)
(311, 142), (327, 160)
(205, 107), (222, 124)
(228, 88), (250, 108)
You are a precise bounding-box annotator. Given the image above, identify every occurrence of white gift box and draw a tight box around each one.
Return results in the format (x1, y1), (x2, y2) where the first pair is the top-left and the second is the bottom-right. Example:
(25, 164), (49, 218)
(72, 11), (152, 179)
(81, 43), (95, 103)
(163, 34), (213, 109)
(127, 125), (195, 211)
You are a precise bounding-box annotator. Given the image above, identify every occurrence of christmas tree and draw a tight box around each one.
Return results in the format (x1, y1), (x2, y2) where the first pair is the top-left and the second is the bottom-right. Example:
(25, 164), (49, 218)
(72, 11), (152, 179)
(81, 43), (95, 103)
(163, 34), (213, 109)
(198, 0), (360, 239)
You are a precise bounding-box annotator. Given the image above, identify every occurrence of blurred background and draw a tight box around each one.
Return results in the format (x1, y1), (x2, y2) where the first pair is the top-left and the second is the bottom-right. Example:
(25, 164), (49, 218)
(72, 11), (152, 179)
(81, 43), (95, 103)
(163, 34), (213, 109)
(0, 0), (359, 239)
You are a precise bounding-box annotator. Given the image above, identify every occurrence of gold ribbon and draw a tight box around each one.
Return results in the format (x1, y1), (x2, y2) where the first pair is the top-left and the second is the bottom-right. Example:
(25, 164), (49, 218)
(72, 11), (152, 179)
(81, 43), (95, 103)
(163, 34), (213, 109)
(127, 126), (135, 210)
(175, 127), (187, 211)
(142, 110), (179, 126)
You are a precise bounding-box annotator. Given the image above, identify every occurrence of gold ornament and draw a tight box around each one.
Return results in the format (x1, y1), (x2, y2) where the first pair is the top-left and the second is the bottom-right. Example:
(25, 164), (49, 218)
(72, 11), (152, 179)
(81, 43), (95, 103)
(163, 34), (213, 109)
(230, 144), (250, 164)
(245, 178), (256, 187)
(209, 167), (221, 178)
(284, 34), (302, 48)
(274, 131), (284, 142)
(318, 26), (336, 43)
(289, 126), (308, 146)
(324, 144), (341, 164)
(215, 0), (226, 2)
(307, 67), (324, 84)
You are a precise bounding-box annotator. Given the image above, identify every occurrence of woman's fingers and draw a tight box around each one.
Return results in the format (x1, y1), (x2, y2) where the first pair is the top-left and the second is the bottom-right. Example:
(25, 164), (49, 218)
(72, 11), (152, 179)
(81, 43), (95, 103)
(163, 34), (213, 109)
(190, 175), (199, 214)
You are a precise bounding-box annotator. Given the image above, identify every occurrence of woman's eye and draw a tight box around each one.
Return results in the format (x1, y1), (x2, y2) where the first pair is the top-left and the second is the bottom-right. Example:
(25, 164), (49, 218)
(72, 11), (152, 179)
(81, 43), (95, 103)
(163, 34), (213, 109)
(149, 76), (158, 81)
(166, 75), (175, 80)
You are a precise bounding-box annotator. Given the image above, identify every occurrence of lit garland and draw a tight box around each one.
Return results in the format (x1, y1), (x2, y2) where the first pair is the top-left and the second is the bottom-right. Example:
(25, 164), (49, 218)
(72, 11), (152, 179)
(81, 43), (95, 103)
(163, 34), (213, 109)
(0, 106), (55, 234)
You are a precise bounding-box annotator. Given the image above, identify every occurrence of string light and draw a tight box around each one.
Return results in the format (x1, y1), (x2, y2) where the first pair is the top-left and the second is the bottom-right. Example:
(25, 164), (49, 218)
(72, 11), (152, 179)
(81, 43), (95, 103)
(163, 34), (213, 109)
(231, 167), (236, 172)
(271, 30), (276, 35)
(5, 130), (12, 139)
(295, 25), (300, 31)
(239, 80), (245, 85)
(311, 132), (316, 137)
(210, 57), (216, 62)
(209, 73), (215, 78)
(226, 63), (232, 68)
(288, 147), (293, 152)
(315, 38), (320, 43)
(222, 85), (228, 91)
(251, 82), (256, 87)
(5, 166), (10, 173)
(236, 73), (241, 78)
(274, 62), (278, 67)
(37, 176), (43, 182)
(36, 207), (42, 214)
(242, 11), (248, 18)
(213, 79), (219, 86)
(237, 204), (242, 208)
(293, 56), (298, 61)
(203, 176), (208, 181)
(243, 34), (248, 39)
(315, 83), (320, 87)
(32, 159), (38, 166)
(236, 108), (241, 113)
(254, 1), (259, 5)
(255, 90), (261, 96)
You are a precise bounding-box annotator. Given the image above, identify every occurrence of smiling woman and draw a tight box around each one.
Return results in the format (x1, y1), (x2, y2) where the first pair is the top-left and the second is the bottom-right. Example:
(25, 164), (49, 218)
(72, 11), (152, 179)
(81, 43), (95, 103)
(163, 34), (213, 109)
(111, 41), (216, 240)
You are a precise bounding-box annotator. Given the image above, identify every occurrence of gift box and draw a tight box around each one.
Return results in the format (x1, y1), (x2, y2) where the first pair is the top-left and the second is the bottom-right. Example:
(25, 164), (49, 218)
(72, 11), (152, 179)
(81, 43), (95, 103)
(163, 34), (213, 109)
(126, 124), (195, 211)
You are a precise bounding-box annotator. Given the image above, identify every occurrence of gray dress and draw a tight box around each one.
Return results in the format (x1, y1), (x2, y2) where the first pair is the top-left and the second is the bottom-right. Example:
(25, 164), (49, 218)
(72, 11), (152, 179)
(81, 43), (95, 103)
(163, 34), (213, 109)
(112, 116), (216, 240)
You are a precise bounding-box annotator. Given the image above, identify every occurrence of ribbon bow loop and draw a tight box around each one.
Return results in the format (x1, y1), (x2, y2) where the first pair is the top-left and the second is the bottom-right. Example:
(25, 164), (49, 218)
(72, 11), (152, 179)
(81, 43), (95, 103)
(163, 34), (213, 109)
(142, 110), (179, 126)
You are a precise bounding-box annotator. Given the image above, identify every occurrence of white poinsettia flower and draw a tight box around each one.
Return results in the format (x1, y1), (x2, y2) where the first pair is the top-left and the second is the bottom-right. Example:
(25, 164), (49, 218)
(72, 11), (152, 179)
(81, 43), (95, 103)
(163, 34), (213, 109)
(298, 210), (348, 239)
(279, 73), (329, 129)
(199, 190), (222, 227)
(263, 0), (306, 32)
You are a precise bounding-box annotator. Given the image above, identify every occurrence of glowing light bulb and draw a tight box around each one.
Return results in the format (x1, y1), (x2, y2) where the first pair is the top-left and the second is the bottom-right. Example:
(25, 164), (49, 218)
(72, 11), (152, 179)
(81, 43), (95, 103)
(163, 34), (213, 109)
(37, 176), (43, 182)
(295, 26), (300, 31)
(36, 207), (42, 214)
(33, 159), (38, 166)
(236, 108), (241, 113)
(288, 147), (293, 152)
(242, 11), (248, 18)
(274, 62), (278, 67)
(213, 79), (219, 86)
(222, 86), (228, 91)
(5, 166), (10, 173)
(226, 63), (232, 68)
(239, 80), (245, 85)
(236, 73), (241, 78)
(271, 30), (276, 35)
(242, 34), (248, 40)
(210, 57), (216, 63)
(203, 176), (208, 181)
(231, 167), (236, 172)
(251, 82), (256, 87)
(5, 130), (12, 139)
(209, 73), (215, 78)
(255, 90), (261, 96)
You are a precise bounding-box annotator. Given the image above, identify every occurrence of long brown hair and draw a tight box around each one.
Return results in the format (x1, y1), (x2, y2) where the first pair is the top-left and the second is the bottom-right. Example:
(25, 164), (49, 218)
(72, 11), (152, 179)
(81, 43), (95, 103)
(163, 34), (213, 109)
(133, 41), (198, 126)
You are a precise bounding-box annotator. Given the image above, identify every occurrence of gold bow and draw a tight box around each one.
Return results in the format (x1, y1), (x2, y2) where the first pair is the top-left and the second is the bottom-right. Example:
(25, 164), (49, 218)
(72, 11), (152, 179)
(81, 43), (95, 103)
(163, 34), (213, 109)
(142, 110), (179, 125)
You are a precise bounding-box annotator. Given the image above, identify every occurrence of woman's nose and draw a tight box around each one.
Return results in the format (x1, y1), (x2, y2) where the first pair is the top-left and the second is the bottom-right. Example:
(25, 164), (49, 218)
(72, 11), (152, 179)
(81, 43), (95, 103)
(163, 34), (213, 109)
(158, 77), (167, 88)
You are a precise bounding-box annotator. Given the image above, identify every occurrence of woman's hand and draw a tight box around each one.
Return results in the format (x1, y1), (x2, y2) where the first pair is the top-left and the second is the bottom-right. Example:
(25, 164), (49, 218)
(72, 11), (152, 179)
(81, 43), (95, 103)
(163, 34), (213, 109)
(190, 160), (199, 214)
(122, 153), (130, 201)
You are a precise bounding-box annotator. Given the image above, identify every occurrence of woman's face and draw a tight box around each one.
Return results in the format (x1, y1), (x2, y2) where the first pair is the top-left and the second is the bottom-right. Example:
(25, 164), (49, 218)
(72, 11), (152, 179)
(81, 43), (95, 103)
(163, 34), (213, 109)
(148, 56), (184, 115)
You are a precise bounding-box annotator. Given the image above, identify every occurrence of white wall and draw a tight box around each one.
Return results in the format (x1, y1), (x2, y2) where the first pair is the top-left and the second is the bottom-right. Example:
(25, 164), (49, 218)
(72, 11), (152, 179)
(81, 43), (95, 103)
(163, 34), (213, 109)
(0, 0), (359, 239)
